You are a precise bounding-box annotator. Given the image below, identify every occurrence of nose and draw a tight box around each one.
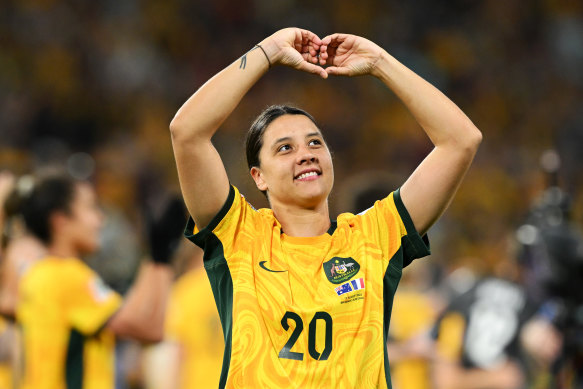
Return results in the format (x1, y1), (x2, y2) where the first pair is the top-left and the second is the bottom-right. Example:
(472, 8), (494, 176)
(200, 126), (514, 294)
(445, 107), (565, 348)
(296, 145), (318, 165)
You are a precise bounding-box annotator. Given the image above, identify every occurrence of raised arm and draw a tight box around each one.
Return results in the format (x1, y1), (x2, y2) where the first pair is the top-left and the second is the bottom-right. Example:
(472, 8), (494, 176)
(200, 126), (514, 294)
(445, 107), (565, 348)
(319, 34), (482, 235)
(106, 195), (184, 343)
(170, 28), (327, 228)
(106, 262), (173, 343)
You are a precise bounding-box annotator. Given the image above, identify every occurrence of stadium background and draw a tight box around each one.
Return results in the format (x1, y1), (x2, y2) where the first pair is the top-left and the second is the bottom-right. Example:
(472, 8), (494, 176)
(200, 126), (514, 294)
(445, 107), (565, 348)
(1, 0), (582, 386)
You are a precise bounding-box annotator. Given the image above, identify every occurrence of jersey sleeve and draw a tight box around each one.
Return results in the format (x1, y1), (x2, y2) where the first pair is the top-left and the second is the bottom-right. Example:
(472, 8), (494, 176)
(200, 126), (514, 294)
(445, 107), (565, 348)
(184, 185), (259, 263)
(355, 188), (430, 268)
(65, 267), (122, 336)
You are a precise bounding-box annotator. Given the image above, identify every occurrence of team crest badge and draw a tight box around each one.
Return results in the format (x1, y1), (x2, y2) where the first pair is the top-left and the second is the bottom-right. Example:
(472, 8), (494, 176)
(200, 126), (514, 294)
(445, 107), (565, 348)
(322, 257), (360, 284)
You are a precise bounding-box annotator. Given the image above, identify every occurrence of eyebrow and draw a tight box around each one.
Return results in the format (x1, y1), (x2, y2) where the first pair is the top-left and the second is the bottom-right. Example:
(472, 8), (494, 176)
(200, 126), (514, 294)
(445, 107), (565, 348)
(273, 136), (292, 145)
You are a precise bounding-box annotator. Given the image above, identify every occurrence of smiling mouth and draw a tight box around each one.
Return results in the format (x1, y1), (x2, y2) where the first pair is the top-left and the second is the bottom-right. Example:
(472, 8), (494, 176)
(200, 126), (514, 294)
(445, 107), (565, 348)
(295, 171), (320, 180)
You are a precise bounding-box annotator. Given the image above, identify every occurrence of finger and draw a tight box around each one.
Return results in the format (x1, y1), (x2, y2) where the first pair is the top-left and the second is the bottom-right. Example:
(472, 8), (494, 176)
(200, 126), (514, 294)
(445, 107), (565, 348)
(320, 33), (346, 47)
(301, 51), (319, 64)
(300, 29), (322, 46)
(298, 62), (328, 79)
(300, 43), (318, 60)
(326, 66), (350, 77)
(321, 39), (339, 64)
(317, 45), (329, 66)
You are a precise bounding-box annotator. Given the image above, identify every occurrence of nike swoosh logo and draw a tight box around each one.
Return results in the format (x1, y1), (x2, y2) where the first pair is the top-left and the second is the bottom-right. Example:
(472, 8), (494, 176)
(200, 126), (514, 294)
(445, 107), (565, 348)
(259, 261), (287, 273)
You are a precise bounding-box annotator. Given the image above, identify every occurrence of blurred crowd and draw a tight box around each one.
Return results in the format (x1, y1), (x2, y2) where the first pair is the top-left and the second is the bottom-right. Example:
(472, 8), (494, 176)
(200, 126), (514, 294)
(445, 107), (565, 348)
(1, 0), (582, 388)
(2, 0), (583, 263)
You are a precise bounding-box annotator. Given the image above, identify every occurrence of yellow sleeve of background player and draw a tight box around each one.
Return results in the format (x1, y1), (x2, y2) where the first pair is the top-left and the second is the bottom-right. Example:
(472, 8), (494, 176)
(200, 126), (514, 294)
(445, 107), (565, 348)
(65, 262), (122, 336)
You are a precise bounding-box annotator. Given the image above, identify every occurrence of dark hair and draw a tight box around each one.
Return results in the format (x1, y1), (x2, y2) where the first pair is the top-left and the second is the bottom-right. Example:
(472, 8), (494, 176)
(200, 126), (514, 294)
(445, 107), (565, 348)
(245, 105), (318, 170)
(20, 173), (78, 244)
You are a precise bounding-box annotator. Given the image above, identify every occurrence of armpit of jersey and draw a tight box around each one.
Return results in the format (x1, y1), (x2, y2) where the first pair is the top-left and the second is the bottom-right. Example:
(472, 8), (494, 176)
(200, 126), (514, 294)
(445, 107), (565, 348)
(184, 185), (237, 249)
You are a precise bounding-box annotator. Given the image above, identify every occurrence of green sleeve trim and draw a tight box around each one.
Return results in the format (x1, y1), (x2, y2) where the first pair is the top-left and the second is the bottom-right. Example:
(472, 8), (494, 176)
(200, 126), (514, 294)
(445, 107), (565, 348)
(181, 187), (236, 387)
(184, 210), (234, 387)
(203, 233), (233, 388)
(184, 185), (236, 249)
(66, 329), (84, 389)
(393, 188), (416, 235)
(393, 188), (431, 267)
(382, 248), (403, 389)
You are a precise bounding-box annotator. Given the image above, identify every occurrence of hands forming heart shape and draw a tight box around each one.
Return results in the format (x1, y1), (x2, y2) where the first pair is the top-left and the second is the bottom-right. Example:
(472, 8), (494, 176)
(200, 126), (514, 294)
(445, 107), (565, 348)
(259, 28), (386, 79)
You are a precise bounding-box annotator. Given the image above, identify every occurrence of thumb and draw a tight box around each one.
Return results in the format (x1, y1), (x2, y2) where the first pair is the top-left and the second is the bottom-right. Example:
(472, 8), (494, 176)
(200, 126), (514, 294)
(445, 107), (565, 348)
(298, 62), (328, 79)
(326, 66), (350, 77)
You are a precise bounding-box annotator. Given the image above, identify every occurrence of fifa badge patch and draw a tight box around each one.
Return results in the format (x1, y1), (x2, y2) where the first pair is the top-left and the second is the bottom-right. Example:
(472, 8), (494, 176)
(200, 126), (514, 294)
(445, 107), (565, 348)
(89, 277), (113, 302)
(322, 257), (360, 284)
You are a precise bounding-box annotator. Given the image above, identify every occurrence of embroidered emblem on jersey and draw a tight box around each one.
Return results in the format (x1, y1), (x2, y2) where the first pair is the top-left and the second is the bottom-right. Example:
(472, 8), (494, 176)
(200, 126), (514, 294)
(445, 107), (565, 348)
(335, 278), (365, 296)
(323, 257), (360, 284)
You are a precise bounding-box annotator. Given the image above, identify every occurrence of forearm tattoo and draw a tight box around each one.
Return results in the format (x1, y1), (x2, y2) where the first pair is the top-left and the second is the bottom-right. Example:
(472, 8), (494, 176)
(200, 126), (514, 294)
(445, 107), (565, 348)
(239, 46), (259, 70)
(239, 45), (271, 70)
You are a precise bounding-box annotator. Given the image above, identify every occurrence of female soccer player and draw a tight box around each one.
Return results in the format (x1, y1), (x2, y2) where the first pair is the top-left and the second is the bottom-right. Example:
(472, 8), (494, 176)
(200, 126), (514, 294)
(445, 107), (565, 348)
(15, 172), (178, 389)
(170, 28), (482, 388)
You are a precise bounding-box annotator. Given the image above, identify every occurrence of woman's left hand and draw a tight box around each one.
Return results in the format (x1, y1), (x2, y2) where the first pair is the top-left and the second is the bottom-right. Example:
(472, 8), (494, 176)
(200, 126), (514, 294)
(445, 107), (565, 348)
(318, 34), (385, 77)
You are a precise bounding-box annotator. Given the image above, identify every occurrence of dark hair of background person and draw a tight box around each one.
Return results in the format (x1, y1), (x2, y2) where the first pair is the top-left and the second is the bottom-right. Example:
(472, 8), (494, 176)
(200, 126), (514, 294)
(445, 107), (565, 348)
(19, 173), (78, 245)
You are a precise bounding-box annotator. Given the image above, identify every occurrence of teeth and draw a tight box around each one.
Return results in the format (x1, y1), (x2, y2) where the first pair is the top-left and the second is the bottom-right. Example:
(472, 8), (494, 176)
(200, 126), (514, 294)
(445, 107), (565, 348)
(296, 171), (318, 180)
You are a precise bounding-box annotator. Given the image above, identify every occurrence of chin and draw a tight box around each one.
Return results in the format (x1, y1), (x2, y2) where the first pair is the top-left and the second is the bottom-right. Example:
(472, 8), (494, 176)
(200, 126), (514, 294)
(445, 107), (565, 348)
(297, 190), (329, 207)
(78, 241), (100, 256)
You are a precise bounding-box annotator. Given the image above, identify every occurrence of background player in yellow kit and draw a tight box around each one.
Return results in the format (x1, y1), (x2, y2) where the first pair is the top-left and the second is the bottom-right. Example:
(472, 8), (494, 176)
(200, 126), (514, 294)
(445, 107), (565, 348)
(170, 28), (481, 388)
(142, 243), (224, 389)
(15, 172), (179, 389)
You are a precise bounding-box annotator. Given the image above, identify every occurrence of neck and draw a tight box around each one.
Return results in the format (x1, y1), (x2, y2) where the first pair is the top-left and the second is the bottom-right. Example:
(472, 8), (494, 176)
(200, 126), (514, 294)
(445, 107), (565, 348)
(271, 200), (331, 237)
(47, 240), (79, 259)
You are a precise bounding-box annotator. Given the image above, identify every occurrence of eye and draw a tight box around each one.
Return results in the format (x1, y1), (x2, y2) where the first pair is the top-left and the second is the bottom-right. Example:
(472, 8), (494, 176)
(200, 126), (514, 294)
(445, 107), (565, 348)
(308, 139), (322, 147)
(277, 144), (291, 152)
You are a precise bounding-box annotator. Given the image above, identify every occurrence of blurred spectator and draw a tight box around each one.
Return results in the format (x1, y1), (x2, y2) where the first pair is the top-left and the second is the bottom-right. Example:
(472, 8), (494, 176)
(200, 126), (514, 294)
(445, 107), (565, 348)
(15, 171), (174, 389)
(515, 172), (583, 388)
(0, 174), (47, 319)
(431, 261), (537, 389)
(0, 172), (46, 389)
(142, 242), (224, 389)
(387, 260), (442, 389)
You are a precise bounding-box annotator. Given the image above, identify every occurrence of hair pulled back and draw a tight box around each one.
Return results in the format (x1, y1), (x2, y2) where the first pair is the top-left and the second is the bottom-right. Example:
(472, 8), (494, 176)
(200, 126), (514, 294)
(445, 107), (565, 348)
(20, 172), (77, 244)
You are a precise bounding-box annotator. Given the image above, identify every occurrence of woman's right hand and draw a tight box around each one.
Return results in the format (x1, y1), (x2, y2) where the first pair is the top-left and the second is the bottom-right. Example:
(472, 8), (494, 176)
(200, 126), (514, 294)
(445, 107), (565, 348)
(318, 33), (385, 77)
(260, 28), (328, 79)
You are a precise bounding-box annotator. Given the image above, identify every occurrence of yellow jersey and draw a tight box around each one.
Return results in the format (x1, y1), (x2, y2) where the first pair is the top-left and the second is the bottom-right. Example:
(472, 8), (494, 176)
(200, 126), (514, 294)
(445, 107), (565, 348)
(185, 185), (430, 388)
(165, 267), (224, 389)
(389, 289), (436, 389)
(17, 256), (122, 389)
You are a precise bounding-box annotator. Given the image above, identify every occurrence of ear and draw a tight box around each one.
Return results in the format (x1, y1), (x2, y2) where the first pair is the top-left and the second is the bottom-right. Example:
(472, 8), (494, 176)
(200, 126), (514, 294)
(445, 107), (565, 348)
(250, 167), (268, 192)
(50, 211), (69, 235)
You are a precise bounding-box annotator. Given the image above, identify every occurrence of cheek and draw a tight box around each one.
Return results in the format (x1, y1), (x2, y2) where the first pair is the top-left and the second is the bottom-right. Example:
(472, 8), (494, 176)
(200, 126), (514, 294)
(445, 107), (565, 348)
(79, 212), (102, 237)
(78, 217), (101, 251)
